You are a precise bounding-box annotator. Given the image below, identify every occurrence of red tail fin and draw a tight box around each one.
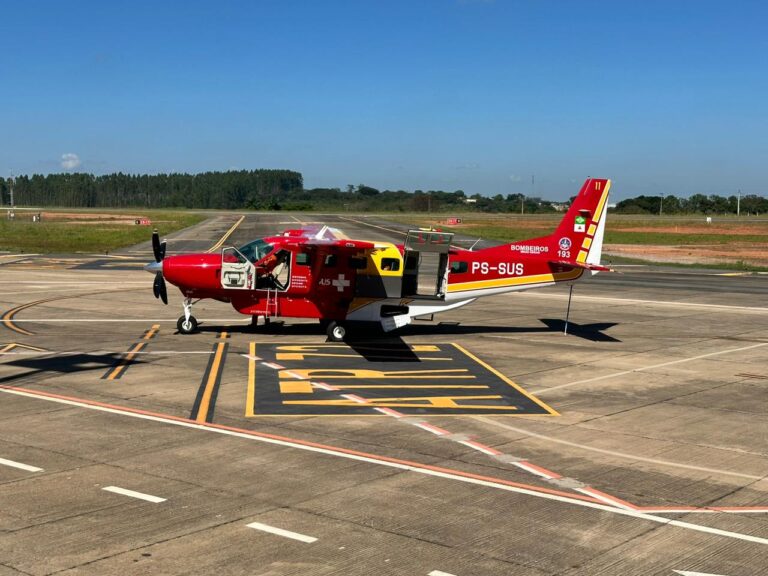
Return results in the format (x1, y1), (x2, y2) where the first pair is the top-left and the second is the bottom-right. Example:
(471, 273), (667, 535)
(509, 178), (611, 265)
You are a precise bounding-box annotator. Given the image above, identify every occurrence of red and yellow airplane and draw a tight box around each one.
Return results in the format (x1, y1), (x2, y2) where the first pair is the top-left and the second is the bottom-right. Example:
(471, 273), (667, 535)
(145, 178), (611, 340)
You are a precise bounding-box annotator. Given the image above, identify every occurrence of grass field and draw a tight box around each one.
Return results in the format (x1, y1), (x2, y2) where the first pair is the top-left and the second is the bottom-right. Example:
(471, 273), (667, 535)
(406, 213), (768, 270)
(0, 209), (205, 253)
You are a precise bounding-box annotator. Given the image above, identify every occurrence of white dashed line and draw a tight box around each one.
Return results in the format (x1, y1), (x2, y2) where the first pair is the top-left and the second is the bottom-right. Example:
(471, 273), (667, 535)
(0, 457), (43, 472)
(102, 486), (166, 503)
(4, 386), (768, 546)
(246, 521), (317, 543)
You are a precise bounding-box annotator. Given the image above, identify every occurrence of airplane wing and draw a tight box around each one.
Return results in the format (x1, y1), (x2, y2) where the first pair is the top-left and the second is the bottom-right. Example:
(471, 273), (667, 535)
(281, 225), (376, 250)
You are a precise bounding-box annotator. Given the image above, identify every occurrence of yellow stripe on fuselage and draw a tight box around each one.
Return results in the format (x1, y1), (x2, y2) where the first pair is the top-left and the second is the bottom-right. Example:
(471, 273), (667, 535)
(447, 268), (582, 293)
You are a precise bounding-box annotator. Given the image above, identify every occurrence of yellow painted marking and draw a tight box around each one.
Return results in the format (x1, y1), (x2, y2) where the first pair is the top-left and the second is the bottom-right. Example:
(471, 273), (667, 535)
(576, 250), (588, 263)
(591, 180), (611, 223)
(196, 342), (226, 422)
(0, 342), (48, 353)
(276, 352), (451, 361)
(327, 385), (489, 389)
(246, 342), (256, 417)
(2, 301), (39, 335)
(275, 344), (441, 352)
(581, 237), (592, 250)
(285, 395), (519, 410)
(219, 331), (228, 339)
(587, 223), (597, 236)
(278, 368), (474, 380)
(279, 381), (314, 394)
(447, 268), (582, 293)
(206, 215), (245, 253)
(451, 343), (558, 416)
(142, 324), (160, 340)
(107, 342), (147, 380)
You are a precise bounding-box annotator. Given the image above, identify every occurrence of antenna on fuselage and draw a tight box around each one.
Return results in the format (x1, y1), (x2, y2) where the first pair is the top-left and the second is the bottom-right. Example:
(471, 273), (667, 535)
(469, 237), (482, 251)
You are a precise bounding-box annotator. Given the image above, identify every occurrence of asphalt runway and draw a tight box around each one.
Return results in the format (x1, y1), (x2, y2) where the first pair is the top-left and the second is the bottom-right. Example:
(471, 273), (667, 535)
(1, 212), (767, 575)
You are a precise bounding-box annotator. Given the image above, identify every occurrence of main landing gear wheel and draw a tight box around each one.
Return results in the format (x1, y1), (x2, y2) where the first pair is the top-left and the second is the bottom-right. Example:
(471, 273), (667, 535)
(177, 315), (198, 334)
(326, 321), (346, 342)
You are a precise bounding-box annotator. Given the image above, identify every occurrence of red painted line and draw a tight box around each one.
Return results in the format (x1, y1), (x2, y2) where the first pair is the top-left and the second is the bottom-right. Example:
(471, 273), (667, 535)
(262, 362), (284, 370)
(341, 394), (367, 404)
(515, 461), (562, 480)
(460, 440), (503, 456)
(374, 407), (404, 418)
(0, 383), (603, 505)
(579, 487), (638, 510)
(412, 422), (451, 436)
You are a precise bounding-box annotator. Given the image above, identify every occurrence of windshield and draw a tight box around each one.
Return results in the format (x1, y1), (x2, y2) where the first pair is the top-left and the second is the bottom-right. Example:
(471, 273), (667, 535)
(238, 238), (274, 263)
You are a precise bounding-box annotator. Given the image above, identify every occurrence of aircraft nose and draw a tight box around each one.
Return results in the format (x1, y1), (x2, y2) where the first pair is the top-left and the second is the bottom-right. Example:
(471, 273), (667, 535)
(144, 261), (163, 274)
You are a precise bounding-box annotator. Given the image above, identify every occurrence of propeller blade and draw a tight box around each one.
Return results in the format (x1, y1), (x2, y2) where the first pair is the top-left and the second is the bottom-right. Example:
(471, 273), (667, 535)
(153, 271), (162, 299)
(159, 277), (168, 305)
(152, 229), (162, 262)
(159, 240), (166, 261)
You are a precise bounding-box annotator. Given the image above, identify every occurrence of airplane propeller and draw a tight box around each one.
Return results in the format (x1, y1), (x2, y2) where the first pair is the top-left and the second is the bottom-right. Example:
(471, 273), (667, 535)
(147, 229), (168, 305)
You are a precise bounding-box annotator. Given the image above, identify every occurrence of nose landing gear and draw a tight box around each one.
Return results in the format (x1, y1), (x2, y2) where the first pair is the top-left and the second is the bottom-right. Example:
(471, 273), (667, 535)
(177, 298), (199, 334)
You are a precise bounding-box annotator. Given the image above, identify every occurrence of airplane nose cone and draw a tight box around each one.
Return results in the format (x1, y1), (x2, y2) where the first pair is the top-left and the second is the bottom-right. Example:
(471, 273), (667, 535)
(144, 261), (163, 274)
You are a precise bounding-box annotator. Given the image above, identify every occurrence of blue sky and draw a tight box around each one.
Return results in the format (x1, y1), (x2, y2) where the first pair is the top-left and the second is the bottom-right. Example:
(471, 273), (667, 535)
(1, 0), (766, 200)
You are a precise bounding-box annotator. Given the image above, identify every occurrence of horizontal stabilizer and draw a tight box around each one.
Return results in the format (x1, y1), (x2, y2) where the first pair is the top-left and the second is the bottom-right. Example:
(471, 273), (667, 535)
(549, 260), (613, 272)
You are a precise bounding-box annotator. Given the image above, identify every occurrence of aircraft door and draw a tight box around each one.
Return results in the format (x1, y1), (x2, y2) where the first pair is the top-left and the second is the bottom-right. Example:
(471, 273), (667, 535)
(401, 229), (454, 299)
(221, 247), (255, 290)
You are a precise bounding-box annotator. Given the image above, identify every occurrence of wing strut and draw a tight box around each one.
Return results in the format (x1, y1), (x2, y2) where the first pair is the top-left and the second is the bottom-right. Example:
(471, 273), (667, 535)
(564, 285), (574, 335)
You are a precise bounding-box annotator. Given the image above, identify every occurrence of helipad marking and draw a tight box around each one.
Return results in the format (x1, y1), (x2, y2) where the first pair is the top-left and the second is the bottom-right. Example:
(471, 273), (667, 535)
(246, 343), (555, 416)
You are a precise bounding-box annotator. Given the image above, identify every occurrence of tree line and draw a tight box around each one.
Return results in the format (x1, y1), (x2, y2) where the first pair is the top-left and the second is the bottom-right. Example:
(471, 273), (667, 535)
(614, 193), (768, 215)
(0, 170), (302, 209)
(1, 171), (765, 214)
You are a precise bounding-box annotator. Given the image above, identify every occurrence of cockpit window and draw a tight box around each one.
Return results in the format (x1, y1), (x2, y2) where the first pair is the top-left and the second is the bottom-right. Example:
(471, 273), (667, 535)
(238, 238), (275, 263)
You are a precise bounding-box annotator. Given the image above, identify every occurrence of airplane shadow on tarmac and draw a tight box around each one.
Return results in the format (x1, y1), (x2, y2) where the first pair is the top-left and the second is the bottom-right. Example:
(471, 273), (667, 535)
(0, 353), (133, 386)
(196, 317), (621, 344)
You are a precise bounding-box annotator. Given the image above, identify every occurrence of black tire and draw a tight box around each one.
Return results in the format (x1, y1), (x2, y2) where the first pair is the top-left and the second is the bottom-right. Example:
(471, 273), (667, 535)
(326, 321), (346, 342)
(177, 315), (198, 334)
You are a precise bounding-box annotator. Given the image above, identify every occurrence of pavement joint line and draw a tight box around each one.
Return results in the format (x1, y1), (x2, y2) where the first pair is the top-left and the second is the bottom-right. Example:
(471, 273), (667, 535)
(0, 457), (43, 472)
(4, 385), (768, 544)
(102, 486), (166, 503)
(471, 415), (766, 481)
(533, 341), (768, 394)
(245, 521), (317, 543)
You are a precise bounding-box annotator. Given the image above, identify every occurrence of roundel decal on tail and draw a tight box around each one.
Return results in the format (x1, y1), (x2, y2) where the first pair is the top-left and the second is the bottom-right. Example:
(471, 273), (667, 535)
(559, 237), (572, 251)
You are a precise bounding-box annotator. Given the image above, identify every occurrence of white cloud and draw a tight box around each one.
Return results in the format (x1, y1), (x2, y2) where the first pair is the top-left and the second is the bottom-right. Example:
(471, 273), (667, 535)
(61, 153), (81, 170)
(509, 174), (523, 182)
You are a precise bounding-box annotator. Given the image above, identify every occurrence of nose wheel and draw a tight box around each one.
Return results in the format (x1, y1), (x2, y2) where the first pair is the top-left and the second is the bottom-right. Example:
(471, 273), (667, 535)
(177, 315), (198, 334)
(177, 297), (199, 334)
